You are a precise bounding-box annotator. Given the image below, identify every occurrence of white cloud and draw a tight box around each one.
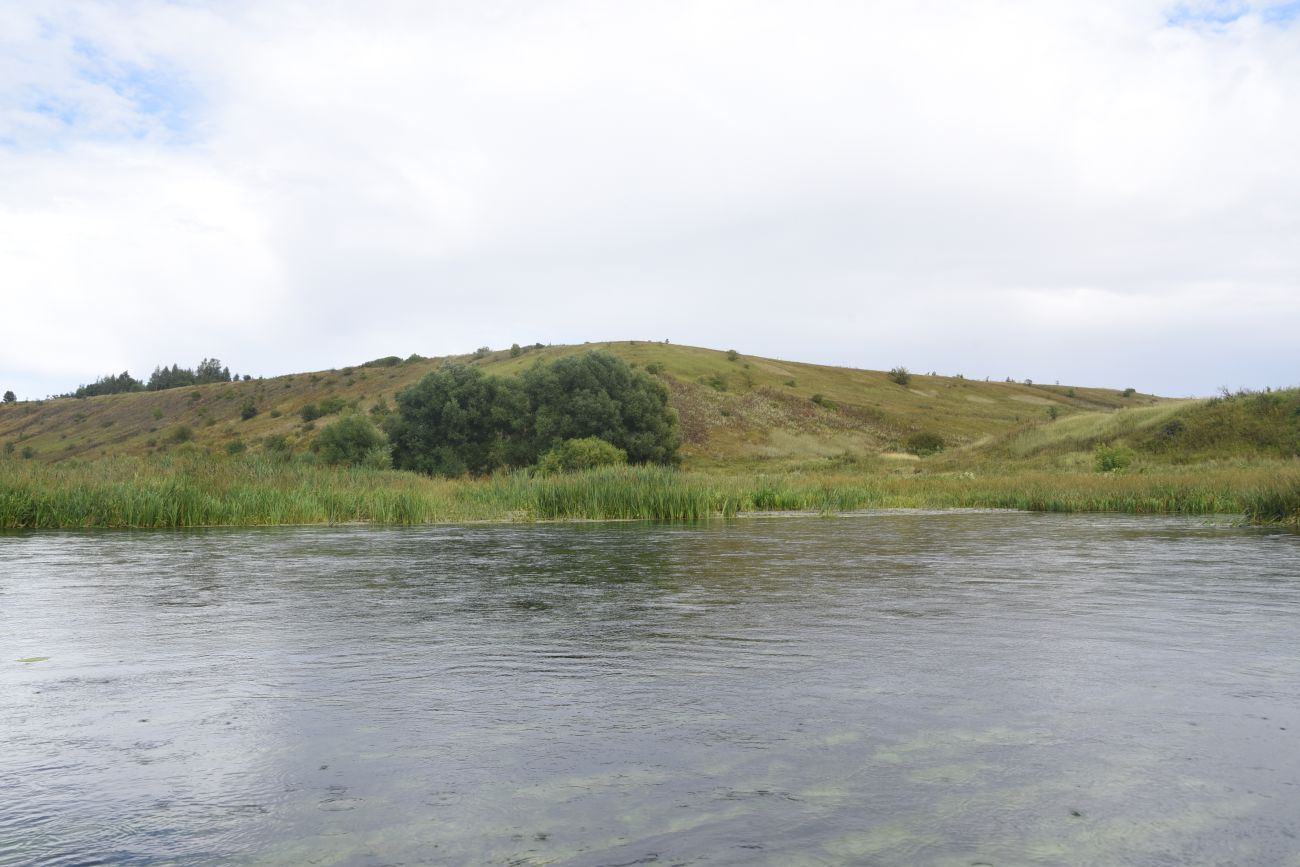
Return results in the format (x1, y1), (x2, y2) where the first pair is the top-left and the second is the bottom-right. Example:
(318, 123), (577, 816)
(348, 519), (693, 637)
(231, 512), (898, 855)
(1, 0), (1298, 398)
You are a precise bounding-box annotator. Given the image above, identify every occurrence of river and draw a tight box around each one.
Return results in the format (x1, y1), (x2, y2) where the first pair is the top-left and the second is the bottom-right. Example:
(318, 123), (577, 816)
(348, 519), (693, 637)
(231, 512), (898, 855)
(2, 513), (1298, 865)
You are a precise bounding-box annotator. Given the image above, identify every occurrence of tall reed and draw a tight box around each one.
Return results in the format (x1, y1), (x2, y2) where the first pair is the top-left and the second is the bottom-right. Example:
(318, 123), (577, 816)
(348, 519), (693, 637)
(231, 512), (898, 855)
(1, 453), (1298, 529)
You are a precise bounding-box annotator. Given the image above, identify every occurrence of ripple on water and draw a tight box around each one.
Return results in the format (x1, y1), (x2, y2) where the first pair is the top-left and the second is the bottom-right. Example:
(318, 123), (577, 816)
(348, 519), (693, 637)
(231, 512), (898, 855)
(0, 514), (1297, 866)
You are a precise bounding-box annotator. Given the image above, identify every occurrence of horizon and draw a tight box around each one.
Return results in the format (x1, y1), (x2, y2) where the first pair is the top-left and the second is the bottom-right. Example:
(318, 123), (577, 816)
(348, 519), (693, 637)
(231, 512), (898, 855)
(5, 339), (1292, 403)
(4, 2), (1299, 401)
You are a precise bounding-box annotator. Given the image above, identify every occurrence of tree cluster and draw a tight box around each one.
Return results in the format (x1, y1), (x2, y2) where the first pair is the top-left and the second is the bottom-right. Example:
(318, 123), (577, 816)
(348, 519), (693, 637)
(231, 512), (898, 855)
(385, 351), (680, 477)
(72, 371), (145, 398)
(147, 358), (232, 391)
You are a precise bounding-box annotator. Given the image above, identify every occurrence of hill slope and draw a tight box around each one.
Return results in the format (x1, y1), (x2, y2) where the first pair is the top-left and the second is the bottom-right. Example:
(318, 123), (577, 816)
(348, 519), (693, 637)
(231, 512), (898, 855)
(0, 341), (1165, 469)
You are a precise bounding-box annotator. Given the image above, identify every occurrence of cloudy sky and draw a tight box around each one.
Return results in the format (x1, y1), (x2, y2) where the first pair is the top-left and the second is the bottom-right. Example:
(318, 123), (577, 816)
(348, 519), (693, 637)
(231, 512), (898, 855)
(2, 0), (1298, 399)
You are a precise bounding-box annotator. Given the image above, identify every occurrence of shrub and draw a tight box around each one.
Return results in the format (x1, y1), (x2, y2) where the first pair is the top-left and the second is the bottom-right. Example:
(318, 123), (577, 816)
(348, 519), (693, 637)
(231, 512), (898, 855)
(318, 396), (347, 415)
(363, 355), (402, 368)
(300, 404), (321, 422)
(21, 445), (34, 459)
(726, 349), (740, 362)
(510, 343), (522, 358)
(1122, 387), (1137, 398)
(167, 425), (194, 444)
(1094, 445), (1135, 472)
(263, 433), (291, 456)
(644, 362), (665, 375)
(240, 399), (258, 421)
(315, 415), (390, 467)
(225, 440), (247, 455)
(905, 432), (945, 456)
(1047, 406), (1059, 420)
(3, 390), (16, 403)
(537, 437), (627, 474)
(889, 367), (912, 386)
(811, 394), (836, 410)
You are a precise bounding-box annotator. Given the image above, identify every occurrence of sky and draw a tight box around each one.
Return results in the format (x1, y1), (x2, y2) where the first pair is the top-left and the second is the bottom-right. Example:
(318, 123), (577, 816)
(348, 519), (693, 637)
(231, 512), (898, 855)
(2, 0), (1299, 400)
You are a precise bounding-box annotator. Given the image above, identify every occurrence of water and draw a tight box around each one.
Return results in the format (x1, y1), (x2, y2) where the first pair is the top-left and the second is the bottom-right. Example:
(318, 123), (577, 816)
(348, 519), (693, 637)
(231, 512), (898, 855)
(2, 513), (1298, 866)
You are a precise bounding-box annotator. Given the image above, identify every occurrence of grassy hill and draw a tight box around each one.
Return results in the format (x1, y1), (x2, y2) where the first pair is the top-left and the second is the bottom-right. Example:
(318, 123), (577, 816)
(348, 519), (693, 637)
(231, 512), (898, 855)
(2, 343), (1297, 528)
(0, 341), (1163, 469)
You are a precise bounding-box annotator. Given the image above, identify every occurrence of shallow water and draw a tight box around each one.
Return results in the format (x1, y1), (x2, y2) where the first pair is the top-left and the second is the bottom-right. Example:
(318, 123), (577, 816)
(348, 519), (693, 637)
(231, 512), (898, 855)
(2, 513), (1298, 866)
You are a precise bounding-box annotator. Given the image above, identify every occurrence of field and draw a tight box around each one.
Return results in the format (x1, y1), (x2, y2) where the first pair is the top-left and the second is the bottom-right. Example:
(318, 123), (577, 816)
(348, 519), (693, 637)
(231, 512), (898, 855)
(2, 343), (1297, 528)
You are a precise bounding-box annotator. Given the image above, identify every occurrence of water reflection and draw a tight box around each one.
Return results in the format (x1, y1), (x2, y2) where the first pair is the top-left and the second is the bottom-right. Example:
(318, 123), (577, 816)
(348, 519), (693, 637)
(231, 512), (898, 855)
(1, 514), (1298, 865)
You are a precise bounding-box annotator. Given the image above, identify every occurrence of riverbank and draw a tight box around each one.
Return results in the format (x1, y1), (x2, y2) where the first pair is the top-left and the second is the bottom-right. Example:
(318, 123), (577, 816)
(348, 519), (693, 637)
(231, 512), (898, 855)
(2, 454), (1296, 529)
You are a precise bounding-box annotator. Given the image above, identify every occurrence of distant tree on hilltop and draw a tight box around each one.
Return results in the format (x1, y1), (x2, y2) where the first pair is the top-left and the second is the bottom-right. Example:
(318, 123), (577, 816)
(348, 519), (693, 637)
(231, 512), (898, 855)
(73, 371), (144, 398)
(3, 390), (15, 403)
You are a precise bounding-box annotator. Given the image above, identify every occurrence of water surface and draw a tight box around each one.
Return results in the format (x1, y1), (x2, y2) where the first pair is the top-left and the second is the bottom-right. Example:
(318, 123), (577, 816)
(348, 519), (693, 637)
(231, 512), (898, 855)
(2, 513), (1298, 865)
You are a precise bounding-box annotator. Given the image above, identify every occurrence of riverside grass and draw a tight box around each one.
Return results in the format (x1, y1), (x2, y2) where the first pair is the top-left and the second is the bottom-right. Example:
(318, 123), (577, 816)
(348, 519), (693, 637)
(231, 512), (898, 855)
(1, 454), (1297, 530)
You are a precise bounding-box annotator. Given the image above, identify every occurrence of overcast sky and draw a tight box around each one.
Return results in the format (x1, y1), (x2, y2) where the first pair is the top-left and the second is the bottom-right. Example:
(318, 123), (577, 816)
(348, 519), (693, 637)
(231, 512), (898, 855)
(2, 0), (1298, 399)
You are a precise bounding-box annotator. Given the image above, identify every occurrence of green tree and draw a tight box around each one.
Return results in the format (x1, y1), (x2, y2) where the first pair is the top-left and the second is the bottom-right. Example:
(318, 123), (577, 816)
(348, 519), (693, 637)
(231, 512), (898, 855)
(73, 371), (143, 398)
(889, 367), (912, 386)
(2, 390), (14, 403)
(386, 363), (528, 476)
(522, 351), (680, 464)
(315, 415), (391, 467)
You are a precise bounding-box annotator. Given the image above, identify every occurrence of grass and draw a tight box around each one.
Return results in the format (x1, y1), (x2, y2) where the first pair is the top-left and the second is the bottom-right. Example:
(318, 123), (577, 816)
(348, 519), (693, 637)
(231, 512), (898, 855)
(0, 341), (1162, 472)
(3, 344), (1295, 530)
(2, 453), (1296, 530)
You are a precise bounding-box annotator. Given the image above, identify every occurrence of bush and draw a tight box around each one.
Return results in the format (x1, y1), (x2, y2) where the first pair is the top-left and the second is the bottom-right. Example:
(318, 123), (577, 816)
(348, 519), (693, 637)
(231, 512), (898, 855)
(537, 437), (627, 474)
(889, 367), (912, 386)
(363, 355), (403, 368)
(510, 343), (522, 358)
(240, 399), (258, 421)
(1094, 445), (1135, 472)
(263, 433), (292, 457)
(726, 349), (740, 362)
(167, 425), (194, 444)
(3, 390), (16, 403)
(811, 393), (836, 410)
(315, 415), (390, 467)
(905, 432), (945, 456)
(1122, 387), (1137, 398)
(300, 404), (321, 422)
(226, 440), (247, 455)
(644, 362), (665, 376)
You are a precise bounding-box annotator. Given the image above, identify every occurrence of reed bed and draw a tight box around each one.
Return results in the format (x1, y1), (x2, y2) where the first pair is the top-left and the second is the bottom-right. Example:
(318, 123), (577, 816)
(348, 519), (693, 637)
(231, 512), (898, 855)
(1, 454), (1297, 530)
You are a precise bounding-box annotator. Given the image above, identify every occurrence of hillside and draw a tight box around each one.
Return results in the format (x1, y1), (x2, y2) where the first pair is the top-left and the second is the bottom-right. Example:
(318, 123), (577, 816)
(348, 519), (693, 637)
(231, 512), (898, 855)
(0, 341), (1163, 469)
(958, 387), (1300, 470)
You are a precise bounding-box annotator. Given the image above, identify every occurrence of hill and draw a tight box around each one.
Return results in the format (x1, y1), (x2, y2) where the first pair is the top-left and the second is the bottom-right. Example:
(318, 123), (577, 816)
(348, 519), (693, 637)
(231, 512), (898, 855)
(0, 341), (1162, 468)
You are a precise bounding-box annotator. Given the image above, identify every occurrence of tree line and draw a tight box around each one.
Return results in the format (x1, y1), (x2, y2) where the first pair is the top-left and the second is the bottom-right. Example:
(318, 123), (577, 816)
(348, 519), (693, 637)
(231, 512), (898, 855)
(60, 358), (243, 398)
